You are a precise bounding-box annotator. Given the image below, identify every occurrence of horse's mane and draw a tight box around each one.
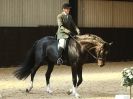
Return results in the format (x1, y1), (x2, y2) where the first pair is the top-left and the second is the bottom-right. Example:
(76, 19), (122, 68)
(76, 34), (106, 45)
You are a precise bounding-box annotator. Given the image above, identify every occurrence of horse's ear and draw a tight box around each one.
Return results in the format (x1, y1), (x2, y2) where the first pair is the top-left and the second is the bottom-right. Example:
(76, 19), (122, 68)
(108, 42), (113, 46)
(103, 42), (113, 49)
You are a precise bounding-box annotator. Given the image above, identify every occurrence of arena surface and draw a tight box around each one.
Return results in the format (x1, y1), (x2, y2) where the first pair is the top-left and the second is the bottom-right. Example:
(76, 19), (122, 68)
(0, 61), (133, 99)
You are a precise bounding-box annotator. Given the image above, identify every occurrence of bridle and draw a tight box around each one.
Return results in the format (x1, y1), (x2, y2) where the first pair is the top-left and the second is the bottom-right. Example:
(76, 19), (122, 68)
(87, 47), (98, 60)
(87, 46), (103, 60)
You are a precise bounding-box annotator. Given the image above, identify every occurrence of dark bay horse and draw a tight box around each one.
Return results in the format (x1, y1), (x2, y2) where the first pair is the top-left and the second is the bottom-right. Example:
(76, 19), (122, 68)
(14, 34), (111, 98)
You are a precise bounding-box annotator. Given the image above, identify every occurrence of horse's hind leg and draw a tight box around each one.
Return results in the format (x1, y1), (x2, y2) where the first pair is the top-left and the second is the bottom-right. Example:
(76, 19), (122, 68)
(45, 62), (54, 93)
(26, 64), (41, 93)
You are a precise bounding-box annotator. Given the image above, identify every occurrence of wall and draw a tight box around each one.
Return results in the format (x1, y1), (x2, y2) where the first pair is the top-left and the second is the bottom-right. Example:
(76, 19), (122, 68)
(0, 0), (133, 27)
(78, 0), (133, 27)
(0, 26), (57, 66)
(0, 0), (133, 66)
(0, 27), (133, 66)
(0, 0), (69, 26)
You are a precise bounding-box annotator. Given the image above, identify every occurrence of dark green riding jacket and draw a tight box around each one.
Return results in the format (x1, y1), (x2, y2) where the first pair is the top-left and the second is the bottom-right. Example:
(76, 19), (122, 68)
(56, 12), (80, 40)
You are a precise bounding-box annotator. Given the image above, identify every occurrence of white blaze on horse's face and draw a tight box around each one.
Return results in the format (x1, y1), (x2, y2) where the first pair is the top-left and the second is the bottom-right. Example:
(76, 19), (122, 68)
(96, 45), (105, 67)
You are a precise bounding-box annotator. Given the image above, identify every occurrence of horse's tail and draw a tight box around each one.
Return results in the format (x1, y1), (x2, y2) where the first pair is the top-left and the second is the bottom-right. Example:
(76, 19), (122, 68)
(14, 41), (37, 80)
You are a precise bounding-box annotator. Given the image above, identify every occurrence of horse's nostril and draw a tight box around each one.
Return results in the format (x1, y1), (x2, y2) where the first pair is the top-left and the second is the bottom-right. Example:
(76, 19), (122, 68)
(97, 59), (104, 67)
(99, 64), (104, 67)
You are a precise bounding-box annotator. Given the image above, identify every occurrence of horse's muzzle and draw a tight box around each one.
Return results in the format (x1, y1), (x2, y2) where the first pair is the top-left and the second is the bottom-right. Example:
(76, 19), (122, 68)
(97, 59), (104, 67)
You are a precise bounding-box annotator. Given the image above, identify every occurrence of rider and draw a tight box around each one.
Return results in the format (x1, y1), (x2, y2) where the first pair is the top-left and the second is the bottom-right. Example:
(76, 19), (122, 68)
(56, 3), (80, 65)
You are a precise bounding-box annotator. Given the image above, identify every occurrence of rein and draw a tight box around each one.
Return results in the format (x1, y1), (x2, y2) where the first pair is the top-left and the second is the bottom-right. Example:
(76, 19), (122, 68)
(69, 34), (79, 43)
(87, 47), (104, 60)
(87, 47), (98, 60)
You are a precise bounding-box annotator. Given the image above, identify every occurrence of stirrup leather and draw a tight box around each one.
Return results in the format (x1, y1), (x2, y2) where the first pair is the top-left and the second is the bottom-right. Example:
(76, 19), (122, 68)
(57, 57), (63, 65)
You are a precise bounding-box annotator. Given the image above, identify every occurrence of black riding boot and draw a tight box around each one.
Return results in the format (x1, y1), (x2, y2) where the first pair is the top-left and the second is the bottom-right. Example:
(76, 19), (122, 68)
(57, 47), (64, 65)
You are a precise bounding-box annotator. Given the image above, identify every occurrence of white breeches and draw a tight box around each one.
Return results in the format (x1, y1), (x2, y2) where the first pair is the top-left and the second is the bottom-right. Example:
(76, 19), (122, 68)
(58, 39), (66, 49)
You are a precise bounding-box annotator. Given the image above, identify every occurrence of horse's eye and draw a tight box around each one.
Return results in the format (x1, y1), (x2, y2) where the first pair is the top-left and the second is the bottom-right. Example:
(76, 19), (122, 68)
(101, 50), (103, 53)
(105, 51), (108, 54)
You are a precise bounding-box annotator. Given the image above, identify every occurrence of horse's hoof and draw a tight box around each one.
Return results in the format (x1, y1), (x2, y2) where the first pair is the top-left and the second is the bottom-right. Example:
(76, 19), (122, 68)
(75, 93), (80, 98)
(67, 91), (72, 95)
(46, 90), (53, 94)
(48, 90), (53, 94)
(67, 89), (72, 95)
(26, 89), (29, 93)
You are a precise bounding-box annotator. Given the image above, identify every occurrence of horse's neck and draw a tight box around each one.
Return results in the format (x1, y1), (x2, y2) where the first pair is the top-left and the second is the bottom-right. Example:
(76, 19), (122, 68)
(68, 39), (81, 56)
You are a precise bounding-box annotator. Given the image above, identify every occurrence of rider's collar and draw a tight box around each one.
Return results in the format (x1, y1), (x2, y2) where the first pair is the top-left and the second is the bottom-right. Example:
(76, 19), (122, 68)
(63, 12), (68, 15)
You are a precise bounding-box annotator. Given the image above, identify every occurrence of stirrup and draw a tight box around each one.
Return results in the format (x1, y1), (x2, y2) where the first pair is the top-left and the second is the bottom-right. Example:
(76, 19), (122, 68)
(57, 58), (63, 65)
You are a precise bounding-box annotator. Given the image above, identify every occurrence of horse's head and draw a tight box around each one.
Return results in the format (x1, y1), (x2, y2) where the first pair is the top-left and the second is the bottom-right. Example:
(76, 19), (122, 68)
(95, 42), (112, 67)
(77, 34), (112, 67)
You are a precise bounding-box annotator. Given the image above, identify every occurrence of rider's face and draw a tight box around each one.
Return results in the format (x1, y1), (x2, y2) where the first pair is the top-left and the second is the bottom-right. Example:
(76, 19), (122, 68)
(63, 8), (70, 14)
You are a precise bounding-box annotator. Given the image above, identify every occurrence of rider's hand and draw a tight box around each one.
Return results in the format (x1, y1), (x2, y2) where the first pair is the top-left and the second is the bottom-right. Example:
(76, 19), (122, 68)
(76, 28), (80, 35)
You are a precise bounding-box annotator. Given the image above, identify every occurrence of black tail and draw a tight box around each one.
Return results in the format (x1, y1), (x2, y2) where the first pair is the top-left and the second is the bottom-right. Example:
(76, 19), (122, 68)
(14, 41), (37, 80)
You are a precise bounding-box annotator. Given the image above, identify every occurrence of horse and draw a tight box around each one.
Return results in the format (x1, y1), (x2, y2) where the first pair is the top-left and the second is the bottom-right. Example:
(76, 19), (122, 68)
(14, 34), (112, 98)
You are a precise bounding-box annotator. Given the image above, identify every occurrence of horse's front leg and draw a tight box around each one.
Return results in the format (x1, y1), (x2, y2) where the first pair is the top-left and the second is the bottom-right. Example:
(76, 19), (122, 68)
(68, 65), (80, 98)
(77, 65), (83, 87)
(45, 63), (54, 94)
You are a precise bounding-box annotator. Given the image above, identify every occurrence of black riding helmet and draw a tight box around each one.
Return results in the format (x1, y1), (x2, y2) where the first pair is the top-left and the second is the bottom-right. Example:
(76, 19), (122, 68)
(62, 3), (71, 9)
